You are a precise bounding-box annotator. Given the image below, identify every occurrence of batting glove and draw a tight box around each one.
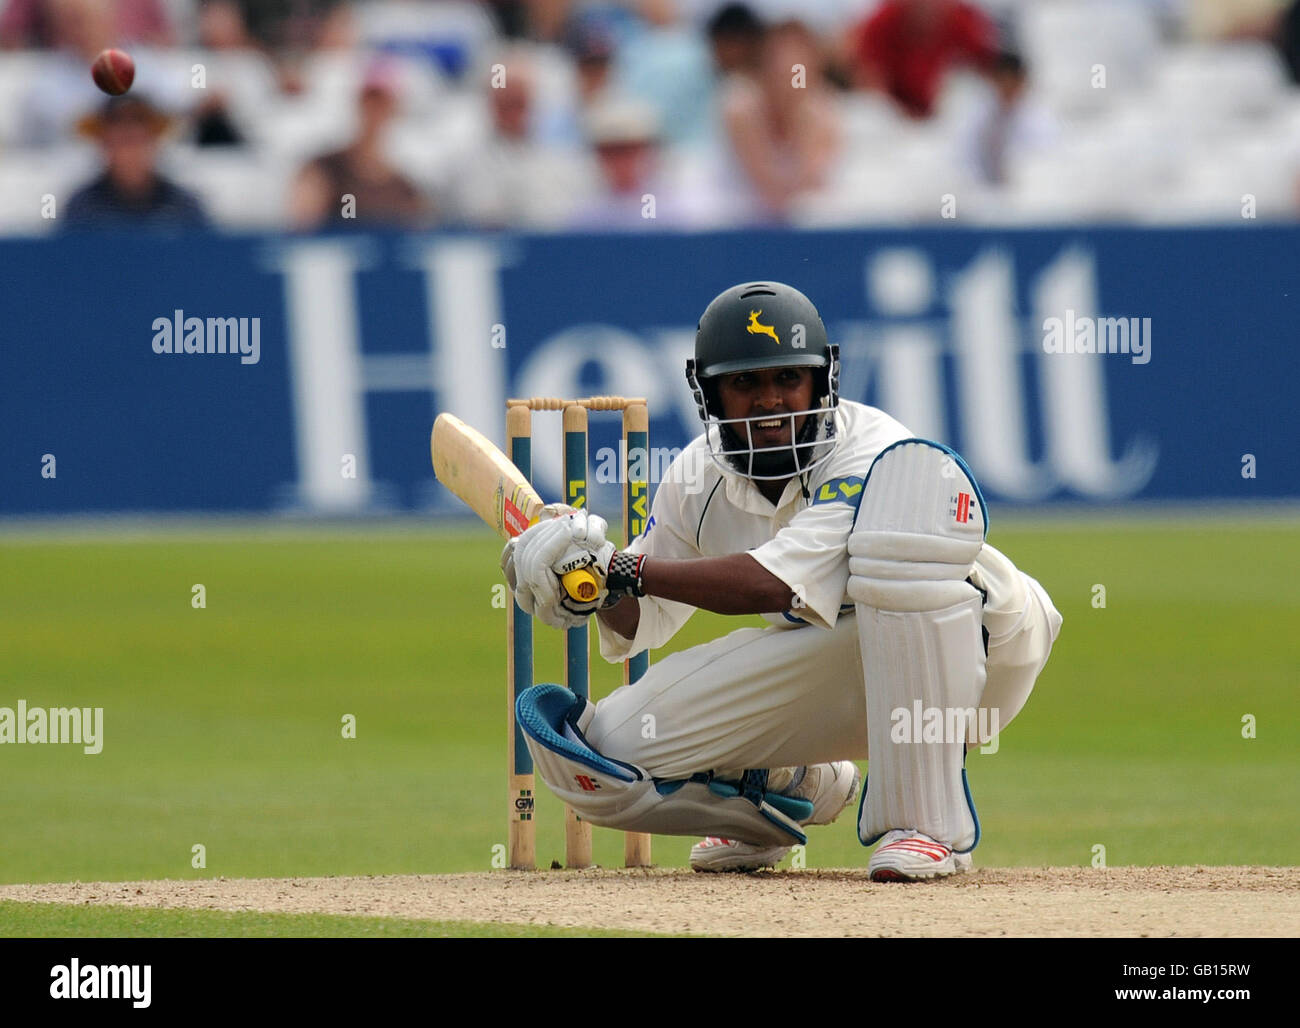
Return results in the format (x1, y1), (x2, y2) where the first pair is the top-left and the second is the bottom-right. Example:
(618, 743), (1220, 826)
(502, 510), (607, 628)
(531, 588), (592, 630)
(502, 540), (586, 629)
(548, 511), (617, 616)
(500, 502), (577, 593)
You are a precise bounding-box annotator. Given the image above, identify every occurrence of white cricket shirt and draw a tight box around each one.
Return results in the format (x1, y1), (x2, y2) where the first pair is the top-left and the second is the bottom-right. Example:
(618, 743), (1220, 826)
(597, 399), (912, 662)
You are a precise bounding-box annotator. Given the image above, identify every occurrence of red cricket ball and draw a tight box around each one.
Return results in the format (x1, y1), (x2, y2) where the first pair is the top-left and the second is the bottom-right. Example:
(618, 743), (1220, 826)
(91, 49), (135, 96)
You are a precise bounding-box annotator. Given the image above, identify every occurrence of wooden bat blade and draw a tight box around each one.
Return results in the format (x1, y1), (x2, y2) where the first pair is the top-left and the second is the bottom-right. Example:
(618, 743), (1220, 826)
(431, 413), (602, 603)
(432, 413), (543, 539)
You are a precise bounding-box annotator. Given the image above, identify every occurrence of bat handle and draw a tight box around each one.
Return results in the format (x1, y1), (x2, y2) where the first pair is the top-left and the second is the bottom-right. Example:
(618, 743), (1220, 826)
(561, 567), (601, 603)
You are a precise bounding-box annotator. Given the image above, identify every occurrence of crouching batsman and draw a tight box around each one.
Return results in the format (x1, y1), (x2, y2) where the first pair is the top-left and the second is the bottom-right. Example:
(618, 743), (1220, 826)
(502, 282), (1062, 881)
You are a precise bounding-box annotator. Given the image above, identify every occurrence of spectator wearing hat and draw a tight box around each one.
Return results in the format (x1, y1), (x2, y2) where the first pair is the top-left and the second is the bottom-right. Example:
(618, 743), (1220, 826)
(570, 96), (682, 229)
(64, 95), (208, 228)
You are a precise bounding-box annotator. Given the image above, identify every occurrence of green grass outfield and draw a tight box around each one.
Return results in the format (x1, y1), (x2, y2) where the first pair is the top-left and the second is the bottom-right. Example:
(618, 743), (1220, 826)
(1, 516), (1297, 902)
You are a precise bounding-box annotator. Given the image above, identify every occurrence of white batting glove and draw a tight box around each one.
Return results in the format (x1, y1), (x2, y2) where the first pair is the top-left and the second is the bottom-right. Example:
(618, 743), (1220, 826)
(538, 502), (577, 519)
(502, 540), (587, 629)
(501, 511), (606, 628)
(528, 586), (591, 630)
(500, 502), (577, 593)
(550, 510), (616, 617)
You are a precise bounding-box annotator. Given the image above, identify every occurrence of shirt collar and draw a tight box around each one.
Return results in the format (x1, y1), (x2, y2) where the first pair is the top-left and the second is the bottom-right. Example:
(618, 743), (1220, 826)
(722, 468), (806, 518)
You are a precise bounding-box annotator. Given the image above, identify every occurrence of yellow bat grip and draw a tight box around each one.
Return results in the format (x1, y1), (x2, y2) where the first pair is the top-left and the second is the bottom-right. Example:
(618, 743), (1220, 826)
(561, 567), (601, 603)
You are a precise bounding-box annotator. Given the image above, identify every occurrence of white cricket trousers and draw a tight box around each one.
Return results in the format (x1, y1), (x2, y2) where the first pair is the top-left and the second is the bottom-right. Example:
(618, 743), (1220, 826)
(585, 550), (1061, 780)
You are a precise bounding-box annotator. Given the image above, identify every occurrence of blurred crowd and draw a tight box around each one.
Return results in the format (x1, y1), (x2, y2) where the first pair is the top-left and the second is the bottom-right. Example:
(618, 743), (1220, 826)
(2, 0), (1300, 231)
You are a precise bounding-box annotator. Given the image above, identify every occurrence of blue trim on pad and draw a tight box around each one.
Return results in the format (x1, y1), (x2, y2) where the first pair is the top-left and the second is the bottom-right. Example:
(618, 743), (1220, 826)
(856, 757), (981, 852)
(766, 793), (814, 823)
(857, 772), (873, 848)
(850, 437), (989, 536)
(955, 757), (981, 854)
(516, 684), (640, 783)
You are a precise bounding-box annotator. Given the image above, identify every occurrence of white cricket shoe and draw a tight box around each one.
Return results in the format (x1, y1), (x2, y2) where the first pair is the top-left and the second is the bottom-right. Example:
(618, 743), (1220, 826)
(785, 760), (861, 826)
(689, 761), (862, 873)
(868, 829), (973, 882)
(689, 836), (791, 872)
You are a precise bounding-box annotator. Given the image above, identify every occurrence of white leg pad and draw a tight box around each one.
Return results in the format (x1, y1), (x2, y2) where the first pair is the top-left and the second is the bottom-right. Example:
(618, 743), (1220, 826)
(847, 440), (988, 852)
(517, 684), (808, 847)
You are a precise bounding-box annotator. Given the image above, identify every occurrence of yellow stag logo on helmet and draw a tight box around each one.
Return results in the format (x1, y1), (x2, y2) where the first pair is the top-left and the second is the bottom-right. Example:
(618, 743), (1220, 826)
(746, 310), (780, 345)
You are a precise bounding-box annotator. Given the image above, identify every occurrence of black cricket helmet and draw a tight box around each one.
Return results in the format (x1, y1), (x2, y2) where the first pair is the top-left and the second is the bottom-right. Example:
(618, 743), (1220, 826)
(686, 281), (841, 480)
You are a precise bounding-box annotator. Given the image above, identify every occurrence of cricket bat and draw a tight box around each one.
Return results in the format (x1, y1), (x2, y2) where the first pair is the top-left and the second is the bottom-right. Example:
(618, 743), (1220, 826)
(431, 413), (601, 603)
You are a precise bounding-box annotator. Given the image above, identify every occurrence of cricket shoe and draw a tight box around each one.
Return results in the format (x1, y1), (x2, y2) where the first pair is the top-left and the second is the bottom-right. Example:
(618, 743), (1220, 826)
(689, 761), (862, 873)
(777, 760), (862, 826)
(868, 829), (973, 882)
(689, 836), (791, 872)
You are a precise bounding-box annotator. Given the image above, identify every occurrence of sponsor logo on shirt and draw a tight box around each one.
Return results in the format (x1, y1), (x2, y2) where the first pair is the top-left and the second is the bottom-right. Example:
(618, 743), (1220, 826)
(812, 476), (864, 505)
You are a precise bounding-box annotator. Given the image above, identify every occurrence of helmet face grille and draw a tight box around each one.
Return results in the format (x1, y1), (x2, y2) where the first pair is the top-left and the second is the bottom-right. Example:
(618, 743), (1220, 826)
(704, 405), (839, 481)
(686, 345), (842, 483)
(689, 283), (842, 483)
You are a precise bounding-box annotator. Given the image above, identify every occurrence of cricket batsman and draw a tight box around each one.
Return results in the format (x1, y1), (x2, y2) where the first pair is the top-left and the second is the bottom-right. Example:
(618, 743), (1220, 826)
(502, 281), (1062, 881)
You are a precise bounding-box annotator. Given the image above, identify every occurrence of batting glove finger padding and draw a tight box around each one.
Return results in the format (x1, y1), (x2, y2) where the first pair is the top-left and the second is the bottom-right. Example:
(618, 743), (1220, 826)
(568, 509), (609, 551)
(529, 586), (590, 630)
(552, 538), (614, 577)
(515, 514), (583, 590)
(549, 510), (613, 577)
(509, 510), (618, 627)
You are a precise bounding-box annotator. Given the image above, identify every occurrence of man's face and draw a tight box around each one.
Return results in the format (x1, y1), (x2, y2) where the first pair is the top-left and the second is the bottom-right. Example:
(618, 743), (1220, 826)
(359, 86), (397, 132)
(491, 79), (530, 140)
(993, 69), (1026, 106)
(761, 25), (815, 85)
(100, 116), (160, 193)
(715, 366), (815, 451)
(596, 140), (654, 193)
(576, 56), (610, 99)
(711, 31), (761, 75)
